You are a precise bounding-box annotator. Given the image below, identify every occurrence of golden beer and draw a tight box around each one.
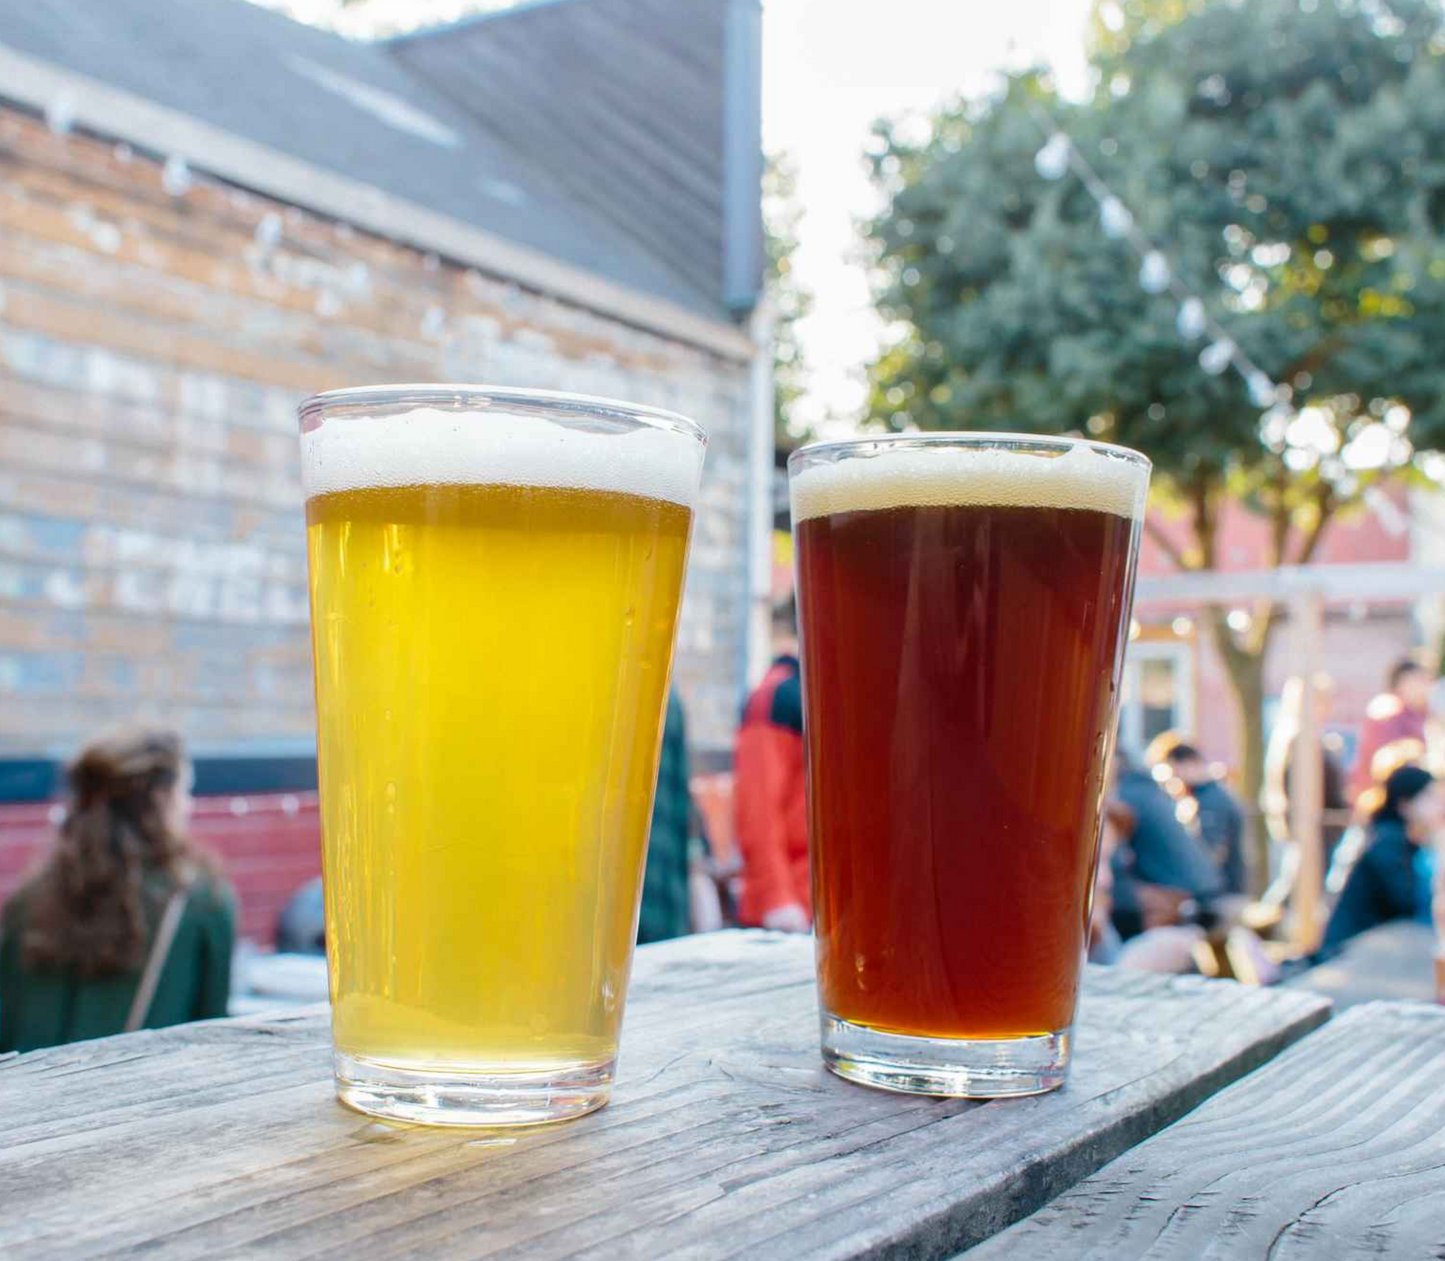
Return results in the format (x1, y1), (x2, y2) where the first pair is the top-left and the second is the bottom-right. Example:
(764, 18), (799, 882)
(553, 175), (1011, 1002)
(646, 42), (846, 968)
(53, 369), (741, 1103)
(300, 389), (704, 1125)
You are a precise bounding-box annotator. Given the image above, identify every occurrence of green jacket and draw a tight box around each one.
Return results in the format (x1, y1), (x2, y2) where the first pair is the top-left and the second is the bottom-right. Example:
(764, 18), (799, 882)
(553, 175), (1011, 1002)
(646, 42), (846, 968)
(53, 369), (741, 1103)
(0, 868), (236, 1054)
(637, 691), (696, 944)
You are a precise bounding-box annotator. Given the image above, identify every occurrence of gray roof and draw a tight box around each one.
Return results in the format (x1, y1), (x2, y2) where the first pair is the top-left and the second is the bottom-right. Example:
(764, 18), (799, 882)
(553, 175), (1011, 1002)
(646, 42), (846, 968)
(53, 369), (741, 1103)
(389, 0), (763, 316)
(0, 0), (760, 321)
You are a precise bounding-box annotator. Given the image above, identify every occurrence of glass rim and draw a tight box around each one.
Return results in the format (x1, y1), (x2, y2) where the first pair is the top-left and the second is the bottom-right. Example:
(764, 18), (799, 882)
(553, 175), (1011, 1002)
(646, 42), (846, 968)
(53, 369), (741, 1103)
(786, 431), (1150, 473)
(297, 383), (706, 445)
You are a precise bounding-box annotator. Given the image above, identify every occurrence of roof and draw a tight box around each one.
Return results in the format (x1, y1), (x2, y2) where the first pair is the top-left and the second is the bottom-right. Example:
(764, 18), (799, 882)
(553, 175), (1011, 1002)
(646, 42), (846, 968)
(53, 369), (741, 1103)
(0, 0), (762, 327)
(389, 0), (763, 316)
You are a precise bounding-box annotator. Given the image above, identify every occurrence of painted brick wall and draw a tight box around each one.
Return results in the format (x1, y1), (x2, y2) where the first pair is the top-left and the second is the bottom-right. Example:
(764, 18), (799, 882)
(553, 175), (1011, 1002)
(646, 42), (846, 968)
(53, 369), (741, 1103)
(1134, 486), (1424, 780)
(0, 106), (758, 763)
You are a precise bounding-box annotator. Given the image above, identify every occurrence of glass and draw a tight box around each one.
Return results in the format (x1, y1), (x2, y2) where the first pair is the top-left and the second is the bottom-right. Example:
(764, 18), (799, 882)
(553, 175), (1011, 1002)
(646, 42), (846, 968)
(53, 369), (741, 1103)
(789, 432), (1149, 1097)
(299, 384), (705, 1125)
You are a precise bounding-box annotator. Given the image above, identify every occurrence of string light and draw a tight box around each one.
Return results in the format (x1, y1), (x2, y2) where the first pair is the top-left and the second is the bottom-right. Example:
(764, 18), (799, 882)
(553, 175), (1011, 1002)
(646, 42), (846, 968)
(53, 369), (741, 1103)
(1176, 298), (1206, 340)
(1138, 251), (1171, 294)
(1099, 196), (1134, 239)
(1033, 133), (1072, 180)
(1028, 107), (1287, 417)
(1199, 339), (1234, 375)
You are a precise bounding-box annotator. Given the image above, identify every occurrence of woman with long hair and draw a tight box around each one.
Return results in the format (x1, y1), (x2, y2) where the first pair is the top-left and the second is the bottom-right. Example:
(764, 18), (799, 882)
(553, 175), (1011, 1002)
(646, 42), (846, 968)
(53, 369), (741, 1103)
(0, 728), (235, 1052)
(1320, 764), (1441, 956)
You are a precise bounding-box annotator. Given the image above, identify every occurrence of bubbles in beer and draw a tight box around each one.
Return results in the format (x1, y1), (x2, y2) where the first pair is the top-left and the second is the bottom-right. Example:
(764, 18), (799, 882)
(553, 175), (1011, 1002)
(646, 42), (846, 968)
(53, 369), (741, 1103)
(302, 406), (703, 508)
(790, 441), (1148, 524)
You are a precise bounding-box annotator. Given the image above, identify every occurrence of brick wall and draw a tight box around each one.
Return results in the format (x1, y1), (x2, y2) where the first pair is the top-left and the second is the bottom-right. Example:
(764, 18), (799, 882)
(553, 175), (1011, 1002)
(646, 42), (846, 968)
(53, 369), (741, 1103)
(0, 106), (758, 762)
(1134, 488), (1424, 779)
(0, 792), (321, 946)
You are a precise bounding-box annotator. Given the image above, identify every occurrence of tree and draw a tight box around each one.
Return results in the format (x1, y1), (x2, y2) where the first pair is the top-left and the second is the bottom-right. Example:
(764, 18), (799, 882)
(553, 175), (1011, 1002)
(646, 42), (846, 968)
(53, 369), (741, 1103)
(764, 152), (814, 445)
(865, 0), (1445, 886)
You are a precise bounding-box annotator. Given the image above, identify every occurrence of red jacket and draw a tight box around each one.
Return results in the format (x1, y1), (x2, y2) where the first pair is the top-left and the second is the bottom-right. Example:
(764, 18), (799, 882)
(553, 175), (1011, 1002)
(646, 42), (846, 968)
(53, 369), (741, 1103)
(1349, 694), (1427, 800)
(733, 656), (809, 926)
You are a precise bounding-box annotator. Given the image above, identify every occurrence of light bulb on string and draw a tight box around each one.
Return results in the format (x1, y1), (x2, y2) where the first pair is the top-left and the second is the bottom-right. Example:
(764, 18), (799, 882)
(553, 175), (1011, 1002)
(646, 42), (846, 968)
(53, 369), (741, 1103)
(163, 155), (192, 197)
(1246, 369), (1278, 408)
(1034, 133), (1071, 180)
(1139, 251), (1171, 294)
(1176, 298), (1206, 340)
(1200, 339), (1235, 375)
(1099, 196), (1133, 239)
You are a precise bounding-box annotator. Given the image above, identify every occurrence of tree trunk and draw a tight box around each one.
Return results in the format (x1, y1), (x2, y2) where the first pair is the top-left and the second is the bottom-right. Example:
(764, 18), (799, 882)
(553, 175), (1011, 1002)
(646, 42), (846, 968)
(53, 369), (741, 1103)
(1205, 610), (1271, 897)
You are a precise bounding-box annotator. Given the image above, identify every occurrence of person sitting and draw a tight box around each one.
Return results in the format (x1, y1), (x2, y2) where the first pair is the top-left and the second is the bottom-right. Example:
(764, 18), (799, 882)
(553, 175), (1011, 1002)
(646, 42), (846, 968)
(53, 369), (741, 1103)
(1163, 741), (1248, 896)
(1110, 745), (1224, 940)
(0, 728), (236, 1053)
(275, 877), (325, 955)
(1321, 765), (1440, 956)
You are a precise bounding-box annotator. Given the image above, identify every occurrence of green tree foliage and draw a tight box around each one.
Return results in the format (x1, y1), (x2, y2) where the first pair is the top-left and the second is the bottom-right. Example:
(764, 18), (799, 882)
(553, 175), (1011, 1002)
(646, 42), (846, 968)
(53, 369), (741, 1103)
(765, 152), (814, 444)
(866, 0), (1445, 884)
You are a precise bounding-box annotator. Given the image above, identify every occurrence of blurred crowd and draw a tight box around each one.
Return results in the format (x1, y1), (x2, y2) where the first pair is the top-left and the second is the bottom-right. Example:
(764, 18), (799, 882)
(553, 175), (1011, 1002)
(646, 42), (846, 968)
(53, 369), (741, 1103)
(5, 618), (1444, 1055)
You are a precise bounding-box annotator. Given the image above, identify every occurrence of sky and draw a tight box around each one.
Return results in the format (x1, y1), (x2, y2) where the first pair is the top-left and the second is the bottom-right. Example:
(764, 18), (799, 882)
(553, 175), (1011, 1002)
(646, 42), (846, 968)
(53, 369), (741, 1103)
(761, 0), (1093, 432)
(256, 0), (1096, 432)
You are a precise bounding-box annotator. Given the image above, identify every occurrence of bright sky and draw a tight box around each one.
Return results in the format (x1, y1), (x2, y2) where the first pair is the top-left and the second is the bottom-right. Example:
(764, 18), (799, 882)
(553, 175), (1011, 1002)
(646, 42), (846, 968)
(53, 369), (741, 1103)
(259, 0), (1094, 431)
(763, 0), (1093, 433)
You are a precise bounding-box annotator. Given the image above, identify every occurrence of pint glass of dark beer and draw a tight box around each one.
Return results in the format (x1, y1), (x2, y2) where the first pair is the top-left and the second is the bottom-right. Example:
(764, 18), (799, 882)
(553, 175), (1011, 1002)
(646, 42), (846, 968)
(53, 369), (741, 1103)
(789, 433), (1149, 1097)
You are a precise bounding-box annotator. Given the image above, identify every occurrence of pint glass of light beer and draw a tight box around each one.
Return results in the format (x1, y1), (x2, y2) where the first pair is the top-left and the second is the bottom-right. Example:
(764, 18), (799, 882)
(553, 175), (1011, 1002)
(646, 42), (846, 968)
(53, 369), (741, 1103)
(300, 385), (705, 1126)
(789, 434), (1149, 1097)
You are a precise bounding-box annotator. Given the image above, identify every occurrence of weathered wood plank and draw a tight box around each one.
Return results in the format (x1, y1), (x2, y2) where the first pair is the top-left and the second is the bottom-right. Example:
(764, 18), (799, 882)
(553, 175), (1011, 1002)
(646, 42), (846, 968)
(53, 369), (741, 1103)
(967, 1000), (1445, 1259)
(0, 932), (1327, 1260)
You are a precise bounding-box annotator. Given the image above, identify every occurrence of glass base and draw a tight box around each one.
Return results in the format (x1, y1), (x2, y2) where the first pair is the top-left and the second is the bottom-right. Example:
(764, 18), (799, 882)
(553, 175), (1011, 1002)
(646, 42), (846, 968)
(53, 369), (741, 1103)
(334, 1051), (614, 1127)
(820, 1013), (1070, 1099)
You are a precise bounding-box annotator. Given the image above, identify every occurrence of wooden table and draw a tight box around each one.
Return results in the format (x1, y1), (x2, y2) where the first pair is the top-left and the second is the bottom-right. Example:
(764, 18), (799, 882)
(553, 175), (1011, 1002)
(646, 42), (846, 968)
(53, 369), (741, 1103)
(0, 932), (1333, 1260)
(1283, 919), (1438, 1010)
(971, 1001), (1445, 1257)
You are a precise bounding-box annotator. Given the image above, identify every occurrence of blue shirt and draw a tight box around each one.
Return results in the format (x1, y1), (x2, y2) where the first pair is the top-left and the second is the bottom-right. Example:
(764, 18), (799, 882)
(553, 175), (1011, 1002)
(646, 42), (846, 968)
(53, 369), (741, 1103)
(1322, 818), (1432, 954)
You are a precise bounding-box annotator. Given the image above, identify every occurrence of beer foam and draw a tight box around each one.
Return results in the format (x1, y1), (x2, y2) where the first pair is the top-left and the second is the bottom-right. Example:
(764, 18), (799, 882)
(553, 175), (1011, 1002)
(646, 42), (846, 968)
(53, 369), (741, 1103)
(789, 441), (1148, 523)
(301, 407), (704, 507)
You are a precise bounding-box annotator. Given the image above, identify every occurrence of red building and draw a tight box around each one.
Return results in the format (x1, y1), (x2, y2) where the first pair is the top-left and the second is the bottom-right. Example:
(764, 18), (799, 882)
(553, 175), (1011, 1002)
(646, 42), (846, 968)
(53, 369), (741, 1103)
(1126, 484), (1433, 778)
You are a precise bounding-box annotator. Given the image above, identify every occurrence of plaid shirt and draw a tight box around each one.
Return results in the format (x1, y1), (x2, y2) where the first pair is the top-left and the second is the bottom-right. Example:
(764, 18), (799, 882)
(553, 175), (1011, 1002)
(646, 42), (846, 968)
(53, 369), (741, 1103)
(637, 690), (694, 944)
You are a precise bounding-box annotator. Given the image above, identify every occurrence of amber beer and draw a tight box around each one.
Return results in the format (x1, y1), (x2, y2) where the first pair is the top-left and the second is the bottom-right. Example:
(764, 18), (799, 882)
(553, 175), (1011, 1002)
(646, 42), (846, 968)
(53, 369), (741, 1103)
(790, 435), (1148, 1097)
(300, 386), (704, 1126)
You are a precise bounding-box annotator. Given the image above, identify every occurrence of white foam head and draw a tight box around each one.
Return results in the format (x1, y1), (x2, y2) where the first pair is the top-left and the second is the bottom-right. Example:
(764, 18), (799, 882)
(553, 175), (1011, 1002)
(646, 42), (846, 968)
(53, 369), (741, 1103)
(789, 439), (1148, 523)
(301, 407), (704, 507)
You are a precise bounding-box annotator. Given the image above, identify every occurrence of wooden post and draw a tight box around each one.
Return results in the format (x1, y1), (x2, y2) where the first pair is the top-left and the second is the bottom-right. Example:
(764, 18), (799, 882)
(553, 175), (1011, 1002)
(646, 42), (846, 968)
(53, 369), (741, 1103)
(1290, 590), (1326, 953)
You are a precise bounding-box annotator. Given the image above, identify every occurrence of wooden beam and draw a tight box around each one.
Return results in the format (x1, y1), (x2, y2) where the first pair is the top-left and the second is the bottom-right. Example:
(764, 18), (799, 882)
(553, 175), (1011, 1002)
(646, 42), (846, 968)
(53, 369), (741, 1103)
(1289, 591), (1326, 953)
(1137, 562), (1445, 604)
(0, 44), (757, 362)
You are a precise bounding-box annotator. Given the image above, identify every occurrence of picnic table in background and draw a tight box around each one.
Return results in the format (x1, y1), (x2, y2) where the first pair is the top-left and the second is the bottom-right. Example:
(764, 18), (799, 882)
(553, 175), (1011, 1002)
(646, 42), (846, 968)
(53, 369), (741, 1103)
(0, 931), (1333, 1259)
(1284, 919), (1438, 1010)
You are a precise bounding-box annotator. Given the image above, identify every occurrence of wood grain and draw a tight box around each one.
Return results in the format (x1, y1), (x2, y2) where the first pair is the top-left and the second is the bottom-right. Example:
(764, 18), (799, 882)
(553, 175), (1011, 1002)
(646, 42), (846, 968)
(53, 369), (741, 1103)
(967, 1000), (1445, 1259)
(0, 932), (1329, 1260)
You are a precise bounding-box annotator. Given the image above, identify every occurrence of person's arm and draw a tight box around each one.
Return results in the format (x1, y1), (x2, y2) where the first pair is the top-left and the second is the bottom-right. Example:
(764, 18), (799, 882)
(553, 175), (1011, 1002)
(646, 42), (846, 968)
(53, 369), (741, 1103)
(734, 724), (808, 928)
(193, 882), (237, 1020)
